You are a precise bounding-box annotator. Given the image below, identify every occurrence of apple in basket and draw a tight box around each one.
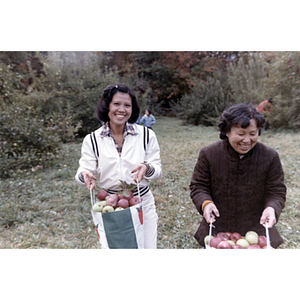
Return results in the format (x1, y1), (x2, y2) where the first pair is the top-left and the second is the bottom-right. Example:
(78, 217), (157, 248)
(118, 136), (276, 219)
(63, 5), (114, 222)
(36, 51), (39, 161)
(262, 245), (274, 249)
(216, 232), (230, 241)
(258, 235), (268, 248)
(247, 244), (261, 249)
(217, 241), (232, 249)
(105, 194), (119, 208)
(236, 238), (250, 249)
(245, 231), (259, 245)
(97, 190), (109, 200)
(92, 200), (106, 212)
(232, 244), (244, 249)
(102, 205), (114, 213)
(115, 207), (124, 211)
(226, 240), (235, 247)
(230, 232), (243, 243)
(204, 235), (214, 246)
(129, 196), (143, 207)
(118, 199), (129, 209)
(209, 237), (222, 248)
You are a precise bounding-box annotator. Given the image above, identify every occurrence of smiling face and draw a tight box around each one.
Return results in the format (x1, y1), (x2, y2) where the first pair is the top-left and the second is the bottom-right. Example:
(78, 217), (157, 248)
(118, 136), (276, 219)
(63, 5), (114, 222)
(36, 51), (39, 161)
(108, 92), (132, 128)
(226, 119), (259, 155)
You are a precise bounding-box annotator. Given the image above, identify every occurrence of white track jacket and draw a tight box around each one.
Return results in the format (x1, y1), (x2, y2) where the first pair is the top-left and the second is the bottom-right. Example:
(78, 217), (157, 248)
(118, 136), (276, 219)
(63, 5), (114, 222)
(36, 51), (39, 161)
(75, 124), (162, 195)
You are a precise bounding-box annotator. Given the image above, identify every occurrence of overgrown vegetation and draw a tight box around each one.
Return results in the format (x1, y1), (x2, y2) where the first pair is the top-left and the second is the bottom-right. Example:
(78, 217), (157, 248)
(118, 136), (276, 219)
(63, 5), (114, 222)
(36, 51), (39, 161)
(1, 51), (300, 178)
(1, 117), (299, 249)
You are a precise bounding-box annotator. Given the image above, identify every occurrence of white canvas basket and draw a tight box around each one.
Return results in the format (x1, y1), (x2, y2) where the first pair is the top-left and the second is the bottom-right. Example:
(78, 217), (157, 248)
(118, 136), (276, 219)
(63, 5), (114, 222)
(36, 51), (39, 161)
(90, 188), (144, 249)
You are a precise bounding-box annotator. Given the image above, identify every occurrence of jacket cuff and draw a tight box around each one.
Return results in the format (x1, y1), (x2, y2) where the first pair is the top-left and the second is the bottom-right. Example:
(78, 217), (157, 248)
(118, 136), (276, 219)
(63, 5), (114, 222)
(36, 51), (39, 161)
(201, 200), (214, 212)
(78, 172), (85, 183)
(142, 162), (155, 177)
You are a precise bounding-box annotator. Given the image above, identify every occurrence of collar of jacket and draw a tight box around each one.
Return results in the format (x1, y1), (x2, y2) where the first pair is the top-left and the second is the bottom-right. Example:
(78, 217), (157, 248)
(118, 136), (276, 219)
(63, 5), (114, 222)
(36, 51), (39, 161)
(100, 122), (137, 138)
(224, 138), (257, 160)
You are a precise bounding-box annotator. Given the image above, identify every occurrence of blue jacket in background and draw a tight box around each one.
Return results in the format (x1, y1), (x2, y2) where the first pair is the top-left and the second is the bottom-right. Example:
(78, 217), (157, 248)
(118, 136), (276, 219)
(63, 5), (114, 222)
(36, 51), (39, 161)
(139, 114), (156, 129)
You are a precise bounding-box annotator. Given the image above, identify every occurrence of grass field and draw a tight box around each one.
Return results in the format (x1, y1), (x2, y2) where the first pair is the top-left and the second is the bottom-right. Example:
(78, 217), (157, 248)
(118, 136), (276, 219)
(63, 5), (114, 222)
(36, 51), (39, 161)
(1, 117), (299, 249)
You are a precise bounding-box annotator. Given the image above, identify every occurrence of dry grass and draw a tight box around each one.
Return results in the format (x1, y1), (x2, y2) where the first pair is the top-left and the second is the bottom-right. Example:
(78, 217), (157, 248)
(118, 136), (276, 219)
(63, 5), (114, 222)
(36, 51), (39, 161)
(0, 117), (299, 249)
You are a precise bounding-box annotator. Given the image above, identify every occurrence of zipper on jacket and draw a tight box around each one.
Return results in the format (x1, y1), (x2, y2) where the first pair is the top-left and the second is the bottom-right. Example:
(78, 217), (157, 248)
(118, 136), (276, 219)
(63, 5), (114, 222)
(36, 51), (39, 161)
(119, 156), (124, 183)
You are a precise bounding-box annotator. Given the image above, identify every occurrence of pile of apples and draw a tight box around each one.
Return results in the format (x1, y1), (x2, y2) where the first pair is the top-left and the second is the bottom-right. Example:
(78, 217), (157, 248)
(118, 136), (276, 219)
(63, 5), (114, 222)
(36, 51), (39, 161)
(92, 189), (143, 213)
(204, 231), (274, 249)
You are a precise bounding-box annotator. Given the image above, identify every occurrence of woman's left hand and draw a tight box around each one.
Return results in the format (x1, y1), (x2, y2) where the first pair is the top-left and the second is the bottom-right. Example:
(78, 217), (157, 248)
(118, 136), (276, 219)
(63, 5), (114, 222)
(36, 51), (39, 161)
(131, 164), (147, 183)
(260, 206), (276, 228)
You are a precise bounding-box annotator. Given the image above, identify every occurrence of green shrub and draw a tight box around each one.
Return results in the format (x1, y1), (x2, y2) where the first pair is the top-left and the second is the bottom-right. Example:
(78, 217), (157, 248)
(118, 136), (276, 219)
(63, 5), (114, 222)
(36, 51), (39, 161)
(227, 53), (269, 103)
(266, 52), (300, 129)
(34, 52), (121, 137)
(173, 71), (230, 126)
(0, 99), (61, 178)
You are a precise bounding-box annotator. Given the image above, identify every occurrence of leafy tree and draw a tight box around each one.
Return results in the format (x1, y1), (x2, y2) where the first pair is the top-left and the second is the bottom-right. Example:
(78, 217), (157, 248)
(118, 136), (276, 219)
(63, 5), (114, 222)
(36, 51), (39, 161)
(266, 52), (300, 129)
(0, 65), (61, 178)
(227, 52), (270, 104)
(0, 51), (121, 177)
(33, 52), (121, 137)
(173, 70), (230, 126)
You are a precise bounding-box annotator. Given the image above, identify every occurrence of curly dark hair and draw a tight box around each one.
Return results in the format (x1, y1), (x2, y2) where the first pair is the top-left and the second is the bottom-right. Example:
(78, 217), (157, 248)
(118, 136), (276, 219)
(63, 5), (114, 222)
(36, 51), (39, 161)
(95, 84), (140, 123)
(218, 103), (265, 140)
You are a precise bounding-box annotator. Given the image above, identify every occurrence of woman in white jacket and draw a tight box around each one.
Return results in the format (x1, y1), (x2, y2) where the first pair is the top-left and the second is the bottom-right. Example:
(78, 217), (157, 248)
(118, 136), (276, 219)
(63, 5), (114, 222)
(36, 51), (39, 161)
(75, 84), (162, 248)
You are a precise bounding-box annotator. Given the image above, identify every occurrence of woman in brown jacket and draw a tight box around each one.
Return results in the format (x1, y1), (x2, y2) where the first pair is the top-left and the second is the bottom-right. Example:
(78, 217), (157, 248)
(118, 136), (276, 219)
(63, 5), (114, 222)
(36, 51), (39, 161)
(190, 103), (286, 248)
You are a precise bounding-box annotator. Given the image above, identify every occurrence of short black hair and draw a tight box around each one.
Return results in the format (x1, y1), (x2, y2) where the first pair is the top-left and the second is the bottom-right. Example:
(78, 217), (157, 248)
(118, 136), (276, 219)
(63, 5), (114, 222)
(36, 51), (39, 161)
(218, 103), (265, 140)
(95, 84), (140, 123)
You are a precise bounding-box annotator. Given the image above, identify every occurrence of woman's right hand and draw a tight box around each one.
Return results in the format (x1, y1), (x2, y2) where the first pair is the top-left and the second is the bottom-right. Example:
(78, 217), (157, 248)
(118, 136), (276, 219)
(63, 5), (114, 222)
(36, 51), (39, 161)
(203, 202), (220, 223)
(81, 170), (97, 190)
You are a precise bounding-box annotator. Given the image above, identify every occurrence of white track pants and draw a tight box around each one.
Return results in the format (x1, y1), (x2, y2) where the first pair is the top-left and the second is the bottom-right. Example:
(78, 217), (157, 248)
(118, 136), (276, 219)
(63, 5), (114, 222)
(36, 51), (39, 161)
(142, 190), (158, 249)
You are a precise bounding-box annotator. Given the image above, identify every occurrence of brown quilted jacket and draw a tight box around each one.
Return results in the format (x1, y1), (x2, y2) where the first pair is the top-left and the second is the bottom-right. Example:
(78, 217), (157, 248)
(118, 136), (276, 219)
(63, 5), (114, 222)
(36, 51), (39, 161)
(190, 139), (286, 248)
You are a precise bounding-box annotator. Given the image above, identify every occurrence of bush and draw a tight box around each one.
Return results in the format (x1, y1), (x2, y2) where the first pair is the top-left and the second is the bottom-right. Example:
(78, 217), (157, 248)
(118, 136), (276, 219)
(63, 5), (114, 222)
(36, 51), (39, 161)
(173, 70), (230, 126)
(0, 98), (61, 178)
(267, 52), (300, 129)
(34, 52), (121, 137)
(227, 53), (270, 103)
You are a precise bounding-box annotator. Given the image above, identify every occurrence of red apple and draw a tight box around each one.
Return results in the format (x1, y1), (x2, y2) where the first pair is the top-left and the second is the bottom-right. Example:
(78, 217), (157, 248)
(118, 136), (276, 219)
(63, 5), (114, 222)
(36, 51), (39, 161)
(105, 194), (119, 208)
(258, 236), (268, 248)
(226, 232), (232, 238)
(247, 244), (261, 249)
(230, 232), (242, 243)
(232, 244), (244, 249)
(217, 241), (232, 249)
(216, 232), (229, 241)
(97, 190), (109, 200)
(129, 196), (142, 206)
(262, 245), (274, 249)
(209, 237), (222, 248)
(117, 199), (129, 209)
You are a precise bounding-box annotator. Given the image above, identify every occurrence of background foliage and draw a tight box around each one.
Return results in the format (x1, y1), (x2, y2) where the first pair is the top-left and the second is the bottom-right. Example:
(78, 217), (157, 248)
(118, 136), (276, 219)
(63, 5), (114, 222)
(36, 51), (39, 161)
(1, 51), (300, 177)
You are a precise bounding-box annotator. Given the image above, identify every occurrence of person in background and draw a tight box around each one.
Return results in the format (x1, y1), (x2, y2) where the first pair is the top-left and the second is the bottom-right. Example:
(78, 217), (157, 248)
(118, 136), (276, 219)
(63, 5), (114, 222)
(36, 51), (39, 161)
(135, 113), (141, 125)
(75, 84), (162, 249)
(257, 98), (273, 130)
(139, 108), (156, 130)
(190, 103), (286, 248)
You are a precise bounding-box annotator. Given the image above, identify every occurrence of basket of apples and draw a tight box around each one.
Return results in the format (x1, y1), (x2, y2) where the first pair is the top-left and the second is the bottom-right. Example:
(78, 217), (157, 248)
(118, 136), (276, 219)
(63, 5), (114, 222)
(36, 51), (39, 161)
(204, 230), (273, 249)
(92, 189), (143, 214)
(89, 181), (144, 249)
